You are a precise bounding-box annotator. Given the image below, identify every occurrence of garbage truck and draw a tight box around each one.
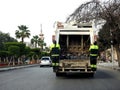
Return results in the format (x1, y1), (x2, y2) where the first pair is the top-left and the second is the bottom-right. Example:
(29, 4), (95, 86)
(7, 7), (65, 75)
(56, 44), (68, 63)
(53, 21), (96, 77)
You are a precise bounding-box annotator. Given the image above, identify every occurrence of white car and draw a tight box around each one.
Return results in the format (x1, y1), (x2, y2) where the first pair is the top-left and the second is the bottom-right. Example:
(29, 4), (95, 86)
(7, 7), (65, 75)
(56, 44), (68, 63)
(40, 56), (52, 67)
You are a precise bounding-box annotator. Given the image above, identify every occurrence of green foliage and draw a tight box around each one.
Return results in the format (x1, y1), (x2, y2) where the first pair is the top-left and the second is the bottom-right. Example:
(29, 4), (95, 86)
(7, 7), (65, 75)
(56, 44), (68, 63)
(8, 45), (20, 57)
(0, 51), (10, 57)
(4, 42), (26, 56)
(112, 27), (120, 45)
(0, 51), (11, 62)
(28, 51), (35, 58)
(31, 35), (39, 48)
(98, 21), (120, 52)
(31, 48), (41, 55)
(0, 31), (17, 51)
(31, 35), (46, 49)
(98, 22), (111, 51)
(15, 25), (31, 43)
(41, 51), (50, 57)
(24, 47), (31, 55)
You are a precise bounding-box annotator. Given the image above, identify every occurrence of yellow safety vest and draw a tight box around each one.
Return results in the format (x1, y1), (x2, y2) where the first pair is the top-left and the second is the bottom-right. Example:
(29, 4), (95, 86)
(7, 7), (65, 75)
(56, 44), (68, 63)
(50, 44), (60, 51)
(50, 44), (60, 56)
(89, 45), (99, 56)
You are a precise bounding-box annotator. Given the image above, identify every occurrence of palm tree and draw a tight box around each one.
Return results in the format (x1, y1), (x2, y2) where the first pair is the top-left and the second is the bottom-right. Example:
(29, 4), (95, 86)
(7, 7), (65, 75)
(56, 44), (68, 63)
(15, 25), (30, 43)
(31, 35), (39, 48)
(31, 35), (46, 49)
(38, 38), (46, 50)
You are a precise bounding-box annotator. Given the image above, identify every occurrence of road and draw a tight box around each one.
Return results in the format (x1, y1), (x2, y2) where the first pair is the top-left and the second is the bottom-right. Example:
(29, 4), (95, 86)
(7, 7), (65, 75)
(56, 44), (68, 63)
(0, 66), (120, 90)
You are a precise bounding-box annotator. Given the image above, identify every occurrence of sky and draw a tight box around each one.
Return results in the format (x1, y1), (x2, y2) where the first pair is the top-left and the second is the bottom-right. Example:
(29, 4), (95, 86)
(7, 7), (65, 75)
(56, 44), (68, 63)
(0, 0), (90, 46)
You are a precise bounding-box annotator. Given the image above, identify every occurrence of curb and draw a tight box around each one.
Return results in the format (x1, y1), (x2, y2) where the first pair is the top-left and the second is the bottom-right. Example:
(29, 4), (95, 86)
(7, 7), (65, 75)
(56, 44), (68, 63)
(98, 64), (120, 71)
(0, 64), (39, 72)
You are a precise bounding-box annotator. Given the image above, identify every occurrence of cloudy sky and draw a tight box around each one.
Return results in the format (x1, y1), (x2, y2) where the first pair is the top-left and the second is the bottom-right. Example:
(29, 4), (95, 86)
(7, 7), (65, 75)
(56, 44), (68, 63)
(0, 0), (90, 46)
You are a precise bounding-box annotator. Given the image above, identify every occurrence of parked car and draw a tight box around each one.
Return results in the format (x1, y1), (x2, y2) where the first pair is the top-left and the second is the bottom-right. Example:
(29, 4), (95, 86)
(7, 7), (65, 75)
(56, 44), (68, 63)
(24, 59), (30, 64)
(40, 56), (52, 67)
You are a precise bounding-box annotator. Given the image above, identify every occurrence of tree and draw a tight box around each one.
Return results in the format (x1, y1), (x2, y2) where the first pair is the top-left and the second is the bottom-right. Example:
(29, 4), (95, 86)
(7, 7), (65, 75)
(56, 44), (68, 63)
(4, 42), (26, 56)
(38, 38), (46, 50)
(0, 31), (17, 51)
(98, 22), (111, 52)
(31, 35), (46, 50)
(4, 42), (27, 65)
(15, 25), (30, 43)
(8, 46), (20, 66)
(66, 0), (120, 66)
(66, 0), (102, 23)
(0, 51), (10, 63)
(31, 35), (39, 48)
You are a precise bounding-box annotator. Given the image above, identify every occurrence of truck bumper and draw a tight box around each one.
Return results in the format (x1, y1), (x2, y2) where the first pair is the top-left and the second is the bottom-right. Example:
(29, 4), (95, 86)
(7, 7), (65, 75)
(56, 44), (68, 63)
(55, 67), (95, 77)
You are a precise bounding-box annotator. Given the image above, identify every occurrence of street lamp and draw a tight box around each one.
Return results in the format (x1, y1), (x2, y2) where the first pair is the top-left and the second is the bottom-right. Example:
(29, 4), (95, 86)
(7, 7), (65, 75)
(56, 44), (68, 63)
(110, 29), (114, 69)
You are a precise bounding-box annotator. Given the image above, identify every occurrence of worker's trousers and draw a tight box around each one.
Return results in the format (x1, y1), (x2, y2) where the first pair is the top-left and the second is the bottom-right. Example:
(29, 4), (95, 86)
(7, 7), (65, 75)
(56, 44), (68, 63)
(51, 56), (59, 72)
(90, 56), (97, 71)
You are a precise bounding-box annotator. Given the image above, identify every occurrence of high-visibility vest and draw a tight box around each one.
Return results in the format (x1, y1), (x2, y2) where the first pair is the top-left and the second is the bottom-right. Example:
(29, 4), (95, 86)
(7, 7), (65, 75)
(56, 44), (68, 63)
(50, 44), (60, 56)
(89, 45), (99, 56)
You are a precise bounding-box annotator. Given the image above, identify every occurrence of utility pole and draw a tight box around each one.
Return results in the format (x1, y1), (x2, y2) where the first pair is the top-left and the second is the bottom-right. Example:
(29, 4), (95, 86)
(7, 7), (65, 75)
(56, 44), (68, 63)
(110, 29), (114, 69)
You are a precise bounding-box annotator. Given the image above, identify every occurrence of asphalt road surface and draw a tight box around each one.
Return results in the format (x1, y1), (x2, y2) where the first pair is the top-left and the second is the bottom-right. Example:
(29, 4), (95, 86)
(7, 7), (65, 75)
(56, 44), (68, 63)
(0, 66), (120, 90)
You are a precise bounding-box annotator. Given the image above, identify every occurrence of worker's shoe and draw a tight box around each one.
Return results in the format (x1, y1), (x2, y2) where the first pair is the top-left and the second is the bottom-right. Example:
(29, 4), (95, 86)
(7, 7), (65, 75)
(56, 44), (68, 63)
(53, 69), (56, 72)
(55, 66), (59, 72)
(53, 67), (58, 72)
(53, 67), (56, 72)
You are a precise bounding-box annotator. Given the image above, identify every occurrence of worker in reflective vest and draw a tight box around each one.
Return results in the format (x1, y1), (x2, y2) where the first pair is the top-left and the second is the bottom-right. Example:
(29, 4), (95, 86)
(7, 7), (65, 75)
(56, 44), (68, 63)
(89, 41), (99, 71)
(50, 40), (60, 72)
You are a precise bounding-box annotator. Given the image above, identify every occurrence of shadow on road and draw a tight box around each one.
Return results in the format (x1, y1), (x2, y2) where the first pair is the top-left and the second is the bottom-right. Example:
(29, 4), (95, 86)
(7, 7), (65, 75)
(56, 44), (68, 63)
(56, 69), (115, 79)
(56, 73), (95, 79)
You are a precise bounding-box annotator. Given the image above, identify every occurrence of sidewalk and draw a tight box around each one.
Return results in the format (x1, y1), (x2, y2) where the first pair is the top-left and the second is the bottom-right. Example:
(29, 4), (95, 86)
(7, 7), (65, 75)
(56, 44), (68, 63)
(98, 61), (120, 71)
(0, 64), (39, 72)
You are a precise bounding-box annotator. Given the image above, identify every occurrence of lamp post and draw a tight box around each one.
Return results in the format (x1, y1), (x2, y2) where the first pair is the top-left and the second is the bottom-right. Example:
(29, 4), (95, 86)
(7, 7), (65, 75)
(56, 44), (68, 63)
(110, 29), (114, 69)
